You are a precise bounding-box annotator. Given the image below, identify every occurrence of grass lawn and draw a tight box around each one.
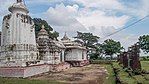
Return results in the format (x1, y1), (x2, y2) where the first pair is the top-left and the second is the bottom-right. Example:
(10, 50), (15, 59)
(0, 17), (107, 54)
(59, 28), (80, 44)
(113, 62), (137, 84)
(118, 70), (137, 84)
(0, 77), (62, 84)
(141, 61), (149, 72)
(102, 64), (115, 84)
(133, 75), (146, 83)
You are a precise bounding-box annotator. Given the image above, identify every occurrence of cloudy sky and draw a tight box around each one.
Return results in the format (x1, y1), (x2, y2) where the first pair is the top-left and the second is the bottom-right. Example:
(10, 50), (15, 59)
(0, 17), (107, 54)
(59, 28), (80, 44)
(0, 0), (149, 52)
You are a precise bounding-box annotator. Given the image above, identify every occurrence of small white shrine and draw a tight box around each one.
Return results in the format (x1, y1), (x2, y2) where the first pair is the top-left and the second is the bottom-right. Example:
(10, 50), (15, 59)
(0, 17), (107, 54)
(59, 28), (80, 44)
(61, 33), (89, 66)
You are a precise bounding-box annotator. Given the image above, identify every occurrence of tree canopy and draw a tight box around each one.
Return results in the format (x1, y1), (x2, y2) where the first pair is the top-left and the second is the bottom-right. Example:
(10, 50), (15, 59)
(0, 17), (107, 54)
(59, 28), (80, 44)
(138, 35), (149, 53)
(102, 39), (123, 59)
(33, 18), (59, 40)
(74, 31), (99, 48)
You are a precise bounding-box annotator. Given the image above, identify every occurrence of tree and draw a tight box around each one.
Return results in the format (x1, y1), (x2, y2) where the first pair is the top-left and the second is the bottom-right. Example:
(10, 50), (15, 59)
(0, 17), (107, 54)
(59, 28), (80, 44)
(138, 35), (149, 53)
(102, 39), (123, 59)
(33, 18), (59, 40)
(94, 43), (104, 58)
(74, 31), (99, 48)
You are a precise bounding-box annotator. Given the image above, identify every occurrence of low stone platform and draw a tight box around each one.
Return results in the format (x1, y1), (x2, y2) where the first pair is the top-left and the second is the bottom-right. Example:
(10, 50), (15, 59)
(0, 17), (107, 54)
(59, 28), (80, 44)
(49, 62), (71, 72)
(66, 60), (90, 67)
(0, 63), (71, 78)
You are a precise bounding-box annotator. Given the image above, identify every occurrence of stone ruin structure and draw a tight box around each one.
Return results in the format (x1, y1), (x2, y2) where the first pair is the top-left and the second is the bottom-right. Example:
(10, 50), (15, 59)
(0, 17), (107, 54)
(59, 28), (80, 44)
(129, 43), (141, 70)
(119, 52), (128, 68)
(118, 43), (141, 70)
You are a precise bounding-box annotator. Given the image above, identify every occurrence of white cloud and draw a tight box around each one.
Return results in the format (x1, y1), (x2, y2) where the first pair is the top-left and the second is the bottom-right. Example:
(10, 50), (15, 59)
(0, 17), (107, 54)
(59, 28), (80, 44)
(46, 3), (79, 26)
(45, 2), (129, 37)
(77, 9), (129, 35)
(73, 0), (124, 10)
(45, 3), (87, 38)
(0, 0), (149, 51)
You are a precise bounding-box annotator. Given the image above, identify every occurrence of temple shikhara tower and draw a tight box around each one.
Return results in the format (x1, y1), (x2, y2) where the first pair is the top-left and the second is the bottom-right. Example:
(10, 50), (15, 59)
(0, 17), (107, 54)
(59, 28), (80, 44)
(36, 25), (65, 64)
(0, 0), (38, 67)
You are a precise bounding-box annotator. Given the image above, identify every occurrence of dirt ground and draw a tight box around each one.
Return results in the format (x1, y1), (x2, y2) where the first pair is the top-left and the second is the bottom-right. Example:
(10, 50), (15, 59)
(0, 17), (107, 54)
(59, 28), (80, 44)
(30, 64), (108, 84)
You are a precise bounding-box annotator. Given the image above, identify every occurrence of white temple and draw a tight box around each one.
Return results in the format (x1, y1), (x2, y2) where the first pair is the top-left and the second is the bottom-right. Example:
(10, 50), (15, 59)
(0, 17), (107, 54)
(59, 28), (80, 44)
(0, 0), (38, 67)
(61, 33), (89, 66)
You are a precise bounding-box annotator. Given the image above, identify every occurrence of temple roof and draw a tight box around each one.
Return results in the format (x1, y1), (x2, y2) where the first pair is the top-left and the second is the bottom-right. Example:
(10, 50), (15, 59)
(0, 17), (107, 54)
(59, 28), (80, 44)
(61, 32), (86, 50)
(53, 41), (66, 49)
(8, 0), (29, 13)
(38, 25), (49, 36)
(61, 32), (70, 41)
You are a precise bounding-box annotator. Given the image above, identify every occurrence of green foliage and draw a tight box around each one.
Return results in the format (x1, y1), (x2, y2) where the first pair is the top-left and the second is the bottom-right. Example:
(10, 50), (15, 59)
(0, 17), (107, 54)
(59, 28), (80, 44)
(33, 18), (59, 40)
(138, 35), (149, 53)
(94, 43), (104, 57)
(102, 39), (123, 59)
(74, 31), (99, 48)
(48, 31), (59, 40)
(142, 56), (149, 61)
(89, 53), (99, 60)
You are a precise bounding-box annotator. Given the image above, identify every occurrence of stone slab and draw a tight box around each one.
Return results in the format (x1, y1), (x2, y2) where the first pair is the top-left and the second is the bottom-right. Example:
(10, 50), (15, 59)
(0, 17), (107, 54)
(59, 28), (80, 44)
(0, 63), (71, 78)
(0, 64), (49, 78)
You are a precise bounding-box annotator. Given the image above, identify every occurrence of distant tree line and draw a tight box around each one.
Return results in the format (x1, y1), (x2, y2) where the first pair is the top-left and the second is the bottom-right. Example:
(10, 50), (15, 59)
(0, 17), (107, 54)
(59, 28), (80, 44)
(74, 32), (149, 60)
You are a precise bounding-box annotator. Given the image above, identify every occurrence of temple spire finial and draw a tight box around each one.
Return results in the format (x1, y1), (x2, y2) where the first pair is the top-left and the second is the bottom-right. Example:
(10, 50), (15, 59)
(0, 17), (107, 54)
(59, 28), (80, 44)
(17, 0), (22, 3)
(42, 25), (45, 29)
(61, 32), (70, 41)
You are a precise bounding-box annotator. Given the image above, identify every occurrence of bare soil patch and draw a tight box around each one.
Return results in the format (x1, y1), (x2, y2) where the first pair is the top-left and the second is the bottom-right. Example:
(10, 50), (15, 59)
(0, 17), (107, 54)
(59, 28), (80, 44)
(30, 64), (108, 84)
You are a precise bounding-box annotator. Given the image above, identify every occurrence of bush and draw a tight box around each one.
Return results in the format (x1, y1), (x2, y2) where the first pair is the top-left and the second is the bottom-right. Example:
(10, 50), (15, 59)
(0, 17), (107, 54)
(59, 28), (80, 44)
(142, 56), (149, 61)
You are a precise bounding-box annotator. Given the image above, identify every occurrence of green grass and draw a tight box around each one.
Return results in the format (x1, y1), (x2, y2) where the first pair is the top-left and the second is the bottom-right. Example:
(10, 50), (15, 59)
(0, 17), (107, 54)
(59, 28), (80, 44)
(102, 64), (115, 84)
(0, 77), (62, 84)
(118, 70), (132, 83)
(141, 61), (149, 72)
(112, 62), (137, 84)
(133, 75), (146, 83)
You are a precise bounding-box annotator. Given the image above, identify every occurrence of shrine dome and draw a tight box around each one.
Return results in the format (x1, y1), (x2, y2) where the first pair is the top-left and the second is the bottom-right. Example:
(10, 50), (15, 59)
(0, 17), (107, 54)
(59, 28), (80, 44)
(8, 0), (29, 14)
(38, 25), (49, 36)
